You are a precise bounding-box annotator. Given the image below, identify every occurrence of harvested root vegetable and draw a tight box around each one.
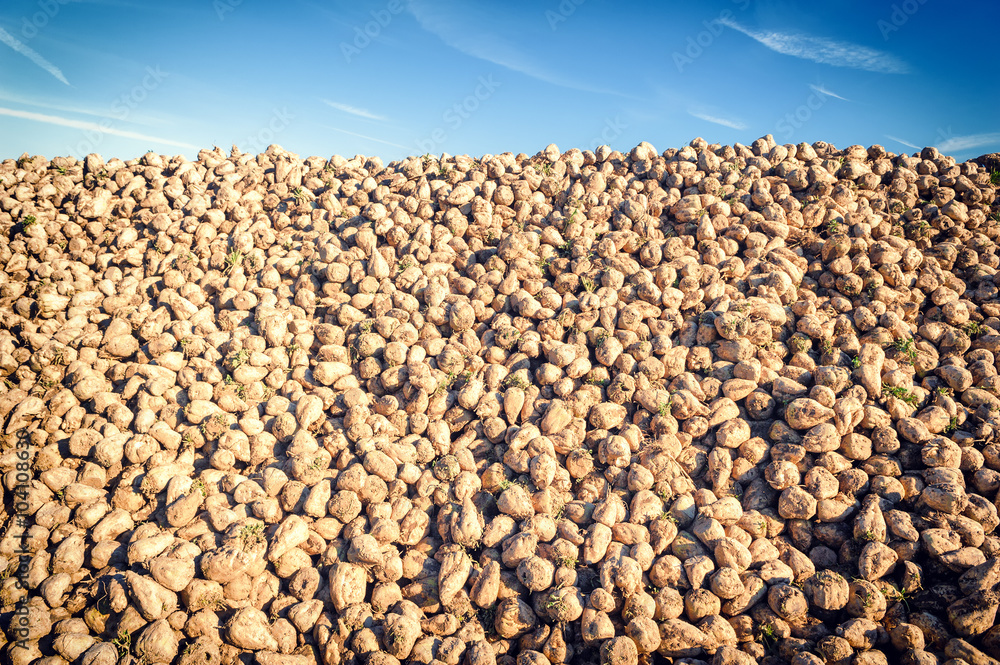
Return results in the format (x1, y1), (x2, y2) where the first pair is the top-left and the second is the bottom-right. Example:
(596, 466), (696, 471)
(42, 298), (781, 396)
(2, 139), (1000, 665)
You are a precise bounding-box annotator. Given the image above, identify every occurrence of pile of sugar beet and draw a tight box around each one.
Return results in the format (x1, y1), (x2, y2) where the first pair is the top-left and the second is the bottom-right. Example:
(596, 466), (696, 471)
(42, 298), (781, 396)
(3, 135), (1000, 665)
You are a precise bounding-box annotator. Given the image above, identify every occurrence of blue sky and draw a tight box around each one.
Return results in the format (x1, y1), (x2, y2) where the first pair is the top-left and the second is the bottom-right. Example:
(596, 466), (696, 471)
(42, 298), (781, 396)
(1, 0), (998, 163)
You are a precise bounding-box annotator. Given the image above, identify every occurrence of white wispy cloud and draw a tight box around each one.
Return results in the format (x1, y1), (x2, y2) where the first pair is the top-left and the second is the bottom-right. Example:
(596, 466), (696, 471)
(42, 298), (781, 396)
(322, 100), (386, 121)
(688, 110), (747, 130)
(406, 0), (637, 98)
(316, 124), (410, 150)
(886, 135), (920, 150)
(809, 84), (849, 101)
(0, 26), (69, 84)
(0, 90), (106, 118)
(0, 107), (198, 149)
(0, 92), (180, 129)
(719, 17), (908, 74)
(936, 132), (1000, 154)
